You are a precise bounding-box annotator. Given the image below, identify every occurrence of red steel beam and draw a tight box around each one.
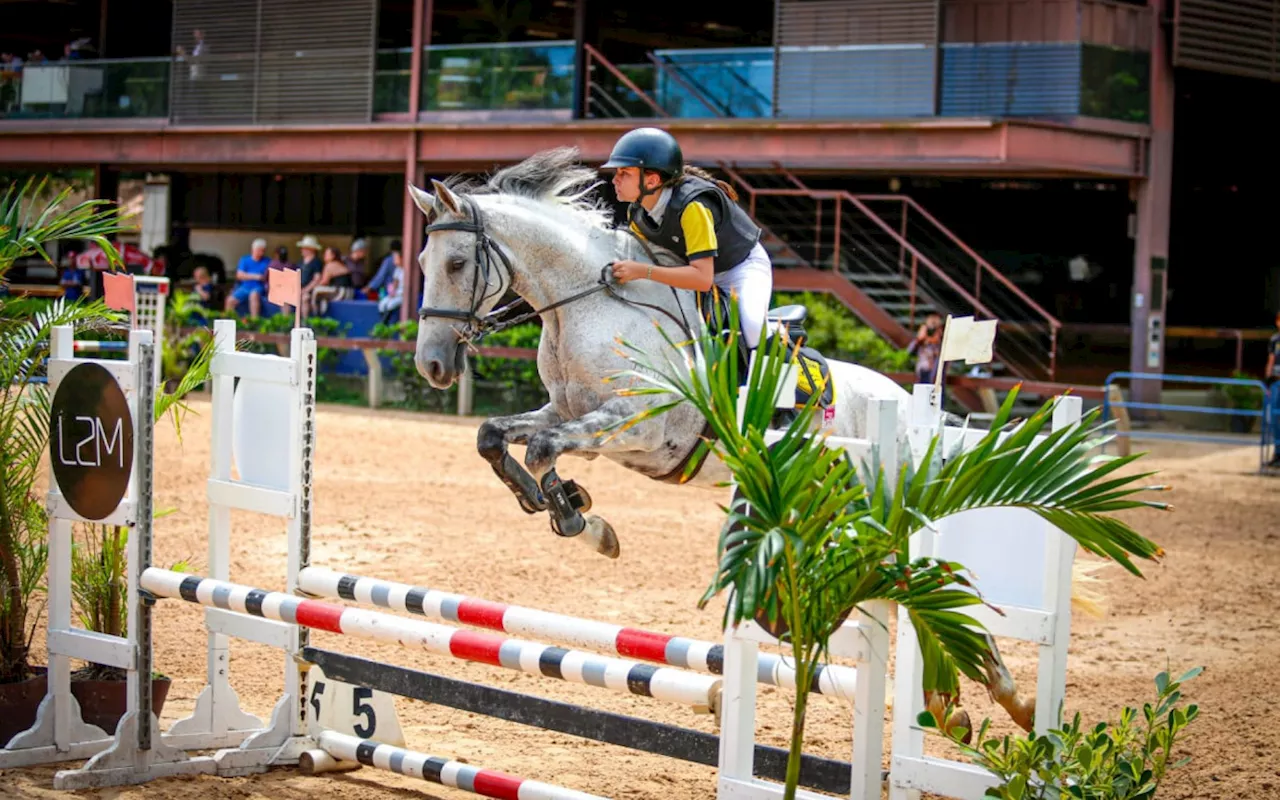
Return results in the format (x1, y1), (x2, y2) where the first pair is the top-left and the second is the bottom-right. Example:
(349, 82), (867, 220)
(401, 0), (427, 323)
(0, 119), (1146, 178)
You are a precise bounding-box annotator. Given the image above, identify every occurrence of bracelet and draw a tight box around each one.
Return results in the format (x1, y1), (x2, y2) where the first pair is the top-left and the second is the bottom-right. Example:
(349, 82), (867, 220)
(647, 265), (653, 280)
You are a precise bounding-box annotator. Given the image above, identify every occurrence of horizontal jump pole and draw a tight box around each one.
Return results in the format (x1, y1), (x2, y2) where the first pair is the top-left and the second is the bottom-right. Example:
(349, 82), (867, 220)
(306, 730), (608, 800)
(141, 569), (720, 711)
(304, 647), (859, 797)
(72, 340), (128, 352)
(299, 567), (857, 701)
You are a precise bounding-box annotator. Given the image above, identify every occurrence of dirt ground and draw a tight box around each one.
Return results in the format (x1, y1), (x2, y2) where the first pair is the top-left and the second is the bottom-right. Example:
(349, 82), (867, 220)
(2, 398), (1277, 800)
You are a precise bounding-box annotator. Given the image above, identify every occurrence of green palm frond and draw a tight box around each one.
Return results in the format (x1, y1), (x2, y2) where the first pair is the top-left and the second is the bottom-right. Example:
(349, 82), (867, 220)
(154, 328), (218, 434)
(1, 176), (135, 280)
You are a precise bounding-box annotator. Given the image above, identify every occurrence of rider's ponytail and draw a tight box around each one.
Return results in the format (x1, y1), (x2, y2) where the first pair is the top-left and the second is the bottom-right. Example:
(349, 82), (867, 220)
(679, 165), (740, 203)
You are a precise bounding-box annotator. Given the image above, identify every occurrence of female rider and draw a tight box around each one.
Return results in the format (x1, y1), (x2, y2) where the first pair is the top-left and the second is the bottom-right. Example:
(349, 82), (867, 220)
(602, 127), (774, 350)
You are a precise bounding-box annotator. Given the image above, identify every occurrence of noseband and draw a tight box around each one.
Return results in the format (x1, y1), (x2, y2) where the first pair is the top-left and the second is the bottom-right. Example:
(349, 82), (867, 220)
(417, 194), (693, 345)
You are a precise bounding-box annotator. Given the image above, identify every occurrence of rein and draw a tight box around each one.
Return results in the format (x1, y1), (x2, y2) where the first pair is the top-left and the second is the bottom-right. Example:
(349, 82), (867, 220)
(417, 196), (694, 344)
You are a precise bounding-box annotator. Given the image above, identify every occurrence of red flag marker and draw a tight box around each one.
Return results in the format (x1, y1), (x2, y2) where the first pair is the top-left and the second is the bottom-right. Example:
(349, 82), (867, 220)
(267, 267), (302, 328)
(101, 271), (134, 312)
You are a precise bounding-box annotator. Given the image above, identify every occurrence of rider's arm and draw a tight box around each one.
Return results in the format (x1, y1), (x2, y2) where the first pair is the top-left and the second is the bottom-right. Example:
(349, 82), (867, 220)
(642, 259), (714, 291)
(616, 201), (717, 291)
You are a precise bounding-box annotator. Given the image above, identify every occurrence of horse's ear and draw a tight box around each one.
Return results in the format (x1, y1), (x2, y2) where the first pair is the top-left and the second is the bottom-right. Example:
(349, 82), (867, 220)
(430, 178), (462, 216)
(407, 183), (437, 221)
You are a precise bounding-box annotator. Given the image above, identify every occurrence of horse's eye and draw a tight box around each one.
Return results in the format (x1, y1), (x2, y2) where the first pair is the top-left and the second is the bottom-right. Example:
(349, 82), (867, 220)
(447, 257), (466, 273)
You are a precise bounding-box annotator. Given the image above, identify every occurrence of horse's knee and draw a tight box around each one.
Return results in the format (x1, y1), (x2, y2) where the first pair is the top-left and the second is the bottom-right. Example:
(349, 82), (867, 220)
(525, 431), (560, 475)
(477, 421), (506, 463)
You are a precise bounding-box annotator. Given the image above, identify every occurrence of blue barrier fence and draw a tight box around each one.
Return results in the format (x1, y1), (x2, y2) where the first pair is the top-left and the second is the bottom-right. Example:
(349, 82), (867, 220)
(1101, 371), (1273, 469)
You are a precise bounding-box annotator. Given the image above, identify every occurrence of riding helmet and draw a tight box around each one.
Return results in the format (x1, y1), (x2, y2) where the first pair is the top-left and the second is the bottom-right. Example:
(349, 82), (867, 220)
(601, 127), (684, 180)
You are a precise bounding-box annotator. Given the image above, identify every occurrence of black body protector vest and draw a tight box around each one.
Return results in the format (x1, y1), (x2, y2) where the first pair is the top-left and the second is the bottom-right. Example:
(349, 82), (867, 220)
(630, 175), (761, 273)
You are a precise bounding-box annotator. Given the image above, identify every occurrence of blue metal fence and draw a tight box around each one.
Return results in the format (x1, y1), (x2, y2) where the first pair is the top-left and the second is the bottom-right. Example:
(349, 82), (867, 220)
(1101, 372), (1273, 469)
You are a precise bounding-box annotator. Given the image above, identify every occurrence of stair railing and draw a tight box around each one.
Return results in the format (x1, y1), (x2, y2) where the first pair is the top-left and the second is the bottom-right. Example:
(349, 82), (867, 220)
(856, 193), (1063, 363)
(583, 43), (667, 118)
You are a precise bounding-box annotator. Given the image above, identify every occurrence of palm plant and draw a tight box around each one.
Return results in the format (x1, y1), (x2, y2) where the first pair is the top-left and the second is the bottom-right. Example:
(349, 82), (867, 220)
(609, 300), (1169, 799)
(0, 175), (133, 684)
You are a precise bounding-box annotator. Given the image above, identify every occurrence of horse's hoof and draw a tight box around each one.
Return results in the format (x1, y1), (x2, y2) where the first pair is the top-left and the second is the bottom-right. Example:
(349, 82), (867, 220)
(583, 515), (620, 559)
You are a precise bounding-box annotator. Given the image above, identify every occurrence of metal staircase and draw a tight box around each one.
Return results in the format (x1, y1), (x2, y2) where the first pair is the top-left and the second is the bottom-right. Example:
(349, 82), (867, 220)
(582, 45), (1063, 381)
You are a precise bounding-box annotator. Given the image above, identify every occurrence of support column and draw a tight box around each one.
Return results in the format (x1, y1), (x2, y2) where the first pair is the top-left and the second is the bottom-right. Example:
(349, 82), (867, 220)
(99, 0), (109, 57)
(571, 0), (600, 120)
(401, 0), (429, 324)
(1129, 0), (1175, 410)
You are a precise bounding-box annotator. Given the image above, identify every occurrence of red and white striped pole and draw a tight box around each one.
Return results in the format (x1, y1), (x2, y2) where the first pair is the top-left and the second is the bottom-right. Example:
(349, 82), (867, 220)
(141, 569), (721, 712)
(298, 566), (858, 701)
(306, 731), (608, 800)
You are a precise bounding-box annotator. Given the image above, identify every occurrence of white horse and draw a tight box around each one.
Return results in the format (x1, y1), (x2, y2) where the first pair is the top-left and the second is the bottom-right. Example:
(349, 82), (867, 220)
(407, 147), (1105, 736)
(408, 147), (913, 559)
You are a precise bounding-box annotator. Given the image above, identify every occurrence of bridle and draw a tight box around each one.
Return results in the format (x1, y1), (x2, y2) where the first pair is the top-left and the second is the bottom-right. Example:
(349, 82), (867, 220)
(417, 194), (694, 345)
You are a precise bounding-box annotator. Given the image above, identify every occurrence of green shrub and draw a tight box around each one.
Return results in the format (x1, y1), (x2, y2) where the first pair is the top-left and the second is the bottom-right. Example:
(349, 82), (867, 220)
(772, 291), (911, 372)
(921, 666), (1203, 800)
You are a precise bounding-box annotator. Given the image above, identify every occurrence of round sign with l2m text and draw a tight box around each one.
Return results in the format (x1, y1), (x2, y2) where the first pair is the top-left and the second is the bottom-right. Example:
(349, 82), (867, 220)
(49, 362), (134, 521)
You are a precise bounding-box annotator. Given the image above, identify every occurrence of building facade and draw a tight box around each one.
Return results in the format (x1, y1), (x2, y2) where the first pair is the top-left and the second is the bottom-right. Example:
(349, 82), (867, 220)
(3, 0), (1278, 389)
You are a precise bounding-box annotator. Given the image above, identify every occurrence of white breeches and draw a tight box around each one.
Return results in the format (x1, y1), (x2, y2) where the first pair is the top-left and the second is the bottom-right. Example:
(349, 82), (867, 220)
(712, 241), (774, 349)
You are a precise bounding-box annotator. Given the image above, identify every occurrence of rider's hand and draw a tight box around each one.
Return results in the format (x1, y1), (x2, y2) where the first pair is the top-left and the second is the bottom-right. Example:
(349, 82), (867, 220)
(611, 260), (648, 284)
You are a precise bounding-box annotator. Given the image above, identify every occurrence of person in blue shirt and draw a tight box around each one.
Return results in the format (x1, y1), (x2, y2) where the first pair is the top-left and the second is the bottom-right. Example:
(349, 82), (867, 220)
(60, 265), (86, 301)
(1265, 311), (1280, 467)
(224, 238), (272, 318)
(365, 239), (401, 297)
(192, 265), (215, 309)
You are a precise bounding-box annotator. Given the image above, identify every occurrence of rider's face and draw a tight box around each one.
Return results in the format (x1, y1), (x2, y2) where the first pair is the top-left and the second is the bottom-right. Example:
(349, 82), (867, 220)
(612, 167), (641, 202)
(611, 167), (661, 203)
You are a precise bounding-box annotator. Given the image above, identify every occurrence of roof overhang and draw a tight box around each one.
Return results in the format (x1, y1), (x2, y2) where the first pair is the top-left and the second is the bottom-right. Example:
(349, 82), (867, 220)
(0, 117), (1147, 179)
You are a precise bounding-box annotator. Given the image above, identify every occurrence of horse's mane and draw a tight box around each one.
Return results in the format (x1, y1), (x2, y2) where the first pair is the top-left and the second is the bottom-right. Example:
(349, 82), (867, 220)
(446, 147), (615, 233)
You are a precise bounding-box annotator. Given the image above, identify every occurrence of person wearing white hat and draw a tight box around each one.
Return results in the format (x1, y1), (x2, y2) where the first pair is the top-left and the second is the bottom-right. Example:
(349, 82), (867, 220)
(296, 234), (324, 293)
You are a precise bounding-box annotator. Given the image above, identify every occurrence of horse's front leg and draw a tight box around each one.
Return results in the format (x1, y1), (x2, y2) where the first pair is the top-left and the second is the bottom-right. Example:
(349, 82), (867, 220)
(523, 398), (666, 560)
(476, 404), (563, 515)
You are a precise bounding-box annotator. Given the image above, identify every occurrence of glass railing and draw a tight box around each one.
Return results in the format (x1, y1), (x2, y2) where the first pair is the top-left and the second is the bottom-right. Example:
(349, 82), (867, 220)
(1080, 44), (1150, 123)
(374, 48), (412, 113)
(651, 47), (773, 118)
(424, 41), (575, 113)
(0, 57), (169, 119)
(373, 41), (576, 114)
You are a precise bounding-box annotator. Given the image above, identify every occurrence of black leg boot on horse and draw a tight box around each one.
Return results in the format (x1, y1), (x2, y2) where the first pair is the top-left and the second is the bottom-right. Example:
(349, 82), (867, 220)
(477, 420), (549, 515)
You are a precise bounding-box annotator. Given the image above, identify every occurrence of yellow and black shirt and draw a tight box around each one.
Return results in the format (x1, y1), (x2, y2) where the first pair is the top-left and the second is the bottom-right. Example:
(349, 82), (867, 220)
(627, 175), (761, 274)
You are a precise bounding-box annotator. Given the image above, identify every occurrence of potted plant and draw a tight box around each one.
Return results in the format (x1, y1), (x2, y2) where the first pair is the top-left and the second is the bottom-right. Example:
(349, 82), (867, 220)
(919, 665), (1203, 798)
(610, 303), (1170, 799)
(65, 335), (215, 733)
(0, 176), (132, 744)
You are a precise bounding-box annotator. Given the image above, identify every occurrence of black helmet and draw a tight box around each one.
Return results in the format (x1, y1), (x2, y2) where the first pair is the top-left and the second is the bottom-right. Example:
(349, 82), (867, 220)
(601, 127), (683, 179)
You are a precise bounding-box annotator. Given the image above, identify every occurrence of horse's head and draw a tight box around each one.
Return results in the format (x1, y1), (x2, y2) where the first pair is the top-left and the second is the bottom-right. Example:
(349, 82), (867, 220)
(408, 179), (510, 389)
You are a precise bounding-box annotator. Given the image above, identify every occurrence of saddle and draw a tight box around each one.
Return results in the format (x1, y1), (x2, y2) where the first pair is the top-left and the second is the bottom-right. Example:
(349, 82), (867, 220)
(698, 294), (837, 429)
